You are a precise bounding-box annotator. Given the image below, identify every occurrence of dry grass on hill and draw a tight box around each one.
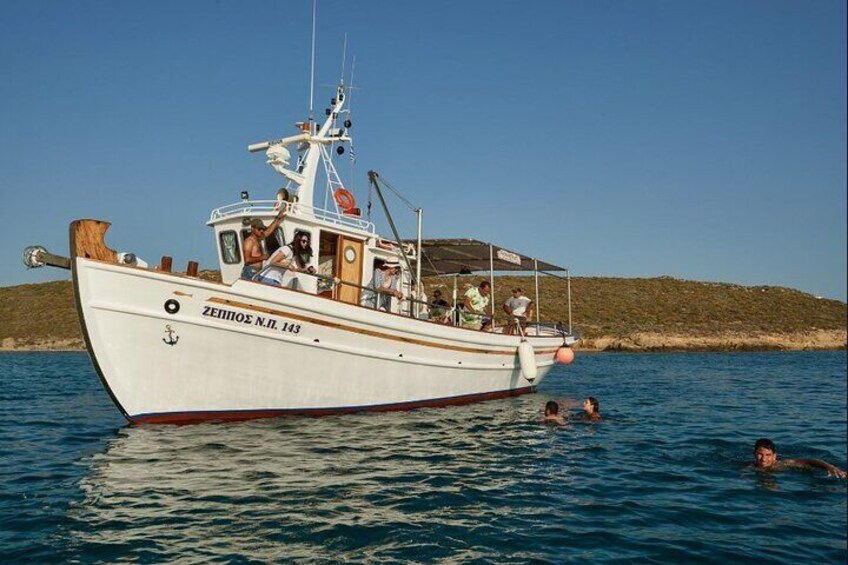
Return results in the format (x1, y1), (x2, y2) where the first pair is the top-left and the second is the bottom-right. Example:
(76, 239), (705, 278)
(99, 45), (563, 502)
(425, 275), (846, 347)
(1, 274), (845, 351)
(0, 281), (80, 347)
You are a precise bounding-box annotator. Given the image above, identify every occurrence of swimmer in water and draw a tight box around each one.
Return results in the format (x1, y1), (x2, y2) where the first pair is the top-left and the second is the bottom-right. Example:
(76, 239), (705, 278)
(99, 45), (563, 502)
(583, 397), (601, 421)
(753, 438), (846, 478)
(543, 401), (566, 424)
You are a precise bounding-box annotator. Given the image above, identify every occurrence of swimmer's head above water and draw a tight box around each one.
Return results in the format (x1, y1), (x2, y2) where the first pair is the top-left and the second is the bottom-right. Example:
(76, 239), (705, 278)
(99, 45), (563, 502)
(583, 396), (601, 419)
(752, 438), (846, 478)
(754, 438), (778, 468)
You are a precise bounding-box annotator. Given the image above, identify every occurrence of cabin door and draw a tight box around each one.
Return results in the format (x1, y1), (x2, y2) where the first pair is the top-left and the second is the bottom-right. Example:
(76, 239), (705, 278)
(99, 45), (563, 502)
(337, 237), (364, 304)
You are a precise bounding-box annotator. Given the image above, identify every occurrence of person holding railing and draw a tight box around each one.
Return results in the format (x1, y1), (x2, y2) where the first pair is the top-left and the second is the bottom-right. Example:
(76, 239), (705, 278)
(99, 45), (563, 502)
(256, 230), (315, 291)
(461, 281), (491, 331)
(361, 258), (403, 311)
(503, 287), (534, 336)
(429, 289), (451, 324)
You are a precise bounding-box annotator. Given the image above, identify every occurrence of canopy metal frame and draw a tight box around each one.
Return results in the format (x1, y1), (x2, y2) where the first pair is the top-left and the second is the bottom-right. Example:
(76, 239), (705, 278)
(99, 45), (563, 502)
(409, 238), (572, 334)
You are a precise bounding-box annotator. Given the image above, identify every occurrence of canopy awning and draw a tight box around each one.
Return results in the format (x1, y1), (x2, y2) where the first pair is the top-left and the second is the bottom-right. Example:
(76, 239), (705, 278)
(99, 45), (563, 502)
(407, 238), (567, 277)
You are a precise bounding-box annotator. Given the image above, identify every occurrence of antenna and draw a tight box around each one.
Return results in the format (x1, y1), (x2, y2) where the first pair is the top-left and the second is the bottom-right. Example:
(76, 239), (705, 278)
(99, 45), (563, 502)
(308, 0), (317, 123)
(340, 33), (348, 85)
(348, 55), (357, 112)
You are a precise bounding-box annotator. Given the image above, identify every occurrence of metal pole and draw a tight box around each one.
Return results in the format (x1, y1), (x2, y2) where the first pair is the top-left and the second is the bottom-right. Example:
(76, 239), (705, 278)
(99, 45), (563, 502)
(534, 258), (541, 331)
(453, 274), (458, 327)
(368, 172), (415, 279)
(308, 0), (317, 122)
(489, 244), (495, 331)
(567, 268), (572, 334)
(415, 207), (423, 319)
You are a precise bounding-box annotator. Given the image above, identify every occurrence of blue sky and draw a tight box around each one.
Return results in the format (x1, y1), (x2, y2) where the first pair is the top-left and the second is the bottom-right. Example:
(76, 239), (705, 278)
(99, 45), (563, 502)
(1, 0), (845, 300)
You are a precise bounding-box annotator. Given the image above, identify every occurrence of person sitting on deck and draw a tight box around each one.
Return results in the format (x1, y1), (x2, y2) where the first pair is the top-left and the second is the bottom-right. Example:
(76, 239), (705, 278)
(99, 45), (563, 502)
(460, 281), (491, 331)
(241, 209), (286, 279)
(752, 438), (846, 478)
(503, 287), (534, 336)
(256, 230), (315, 290)
(583, 397), (601, 421)
(429, 289), (450, 324)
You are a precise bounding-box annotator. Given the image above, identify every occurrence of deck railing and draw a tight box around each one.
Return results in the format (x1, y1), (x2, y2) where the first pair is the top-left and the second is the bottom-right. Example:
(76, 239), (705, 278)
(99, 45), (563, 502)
(258, 271), (570, 338)
(209, 200), (376, 233)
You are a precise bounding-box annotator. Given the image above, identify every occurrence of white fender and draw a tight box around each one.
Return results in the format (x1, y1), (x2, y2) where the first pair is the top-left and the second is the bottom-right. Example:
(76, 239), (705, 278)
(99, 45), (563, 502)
(518, 340), (537, 382)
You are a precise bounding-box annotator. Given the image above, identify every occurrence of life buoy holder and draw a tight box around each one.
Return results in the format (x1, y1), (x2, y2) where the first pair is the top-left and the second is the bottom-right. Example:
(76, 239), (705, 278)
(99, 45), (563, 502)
(334, 188), (356, 212)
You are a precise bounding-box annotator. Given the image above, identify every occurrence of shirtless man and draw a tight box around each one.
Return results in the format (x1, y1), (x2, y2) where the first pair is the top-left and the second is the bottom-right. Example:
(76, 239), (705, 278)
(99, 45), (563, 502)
(753, 438), (846, 478)
(241, 209), (286, 279)
(543, 401), (566, 425)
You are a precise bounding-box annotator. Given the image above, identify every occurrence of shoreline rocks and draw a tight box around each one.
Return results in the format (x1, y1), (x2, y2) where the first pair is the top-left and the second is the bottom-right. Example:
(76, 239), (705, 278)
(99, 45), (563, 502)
(576, 330), (847, 352)
(2, 331), (845, 353)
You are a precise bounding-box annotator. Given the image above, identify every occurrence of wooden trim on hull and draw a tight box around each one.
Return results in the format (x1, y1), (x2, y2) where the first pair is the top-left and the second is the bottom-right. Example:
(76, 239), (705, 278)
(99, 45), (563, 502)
(208, 296), (561, 357)
(128, 386), (536, 425)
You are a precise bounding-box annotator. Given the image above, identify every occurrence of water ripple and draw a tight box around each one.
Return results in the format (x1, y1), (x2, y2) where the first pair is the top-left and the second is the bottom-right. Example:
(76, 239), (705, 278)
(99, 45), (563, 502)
(0, 351), (845, 563)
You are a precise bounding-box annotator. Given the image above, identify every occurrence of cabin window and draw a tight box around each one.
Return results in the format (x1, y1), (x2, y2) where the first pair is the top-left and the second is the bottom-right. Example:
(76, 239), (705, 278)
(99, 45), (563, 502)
(219, 231), (241, 264)
(266, 228), (286, 255)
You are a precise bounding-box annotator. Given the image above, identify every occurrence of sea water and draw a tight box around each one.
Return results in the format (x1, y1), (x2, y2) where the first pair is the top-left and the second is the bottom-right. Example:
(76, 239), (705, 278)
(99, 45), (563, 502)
(1, 351), (845, 563)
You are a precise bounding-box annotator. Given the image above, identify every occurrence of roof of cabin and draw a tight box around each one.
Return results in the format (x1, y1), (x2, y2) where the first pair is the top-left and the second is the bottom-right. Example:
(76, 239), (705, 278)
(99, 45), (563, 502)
(406, 239), (567, 276)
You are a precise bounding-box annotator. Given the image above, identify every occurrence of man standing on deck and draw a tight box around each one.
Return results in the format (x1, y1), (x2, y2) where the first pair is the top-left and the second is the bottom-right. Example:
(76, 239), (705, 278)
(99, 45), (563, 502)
(752, 438), (846, 478)
(461, 281), (491, 331)
(241, 209), (286, 279)
(503, 287), (534, 335)
(374, 258), (403, 311)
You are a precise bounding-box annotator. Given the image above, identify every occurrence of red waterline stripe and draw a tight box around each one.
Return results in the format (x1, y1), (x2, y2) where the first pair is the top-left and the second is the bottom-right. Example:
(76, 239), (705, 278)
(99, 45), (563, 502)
(129, 386), (536, 425)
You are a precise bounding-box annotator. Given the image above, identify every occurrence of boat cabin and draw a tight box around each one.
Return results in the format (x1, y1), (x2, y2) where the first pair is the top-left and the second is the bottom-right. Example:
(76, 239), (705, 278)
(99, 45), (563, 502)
(208, 198), (415, 314)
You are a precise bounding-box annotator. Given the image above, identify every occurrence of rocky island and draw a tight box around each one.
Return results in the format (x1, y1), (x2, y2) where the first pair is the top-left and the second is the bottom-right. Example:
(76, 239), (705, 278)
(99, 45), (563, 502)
(1, 275), (845, 352)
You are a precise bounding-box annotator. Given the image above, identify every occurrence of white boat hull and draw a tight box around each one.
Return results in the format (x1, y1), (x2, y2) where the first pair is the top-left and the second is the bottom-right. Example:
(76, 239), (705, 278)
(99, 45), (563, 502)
(74, 257), (564, 424)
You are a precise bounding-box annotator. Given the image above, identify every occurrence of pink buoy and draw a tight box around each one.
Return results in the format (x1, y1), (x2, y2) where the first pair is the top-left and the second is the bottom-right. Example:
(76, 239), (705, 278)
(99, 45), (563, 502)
(556, 347), (575, 365)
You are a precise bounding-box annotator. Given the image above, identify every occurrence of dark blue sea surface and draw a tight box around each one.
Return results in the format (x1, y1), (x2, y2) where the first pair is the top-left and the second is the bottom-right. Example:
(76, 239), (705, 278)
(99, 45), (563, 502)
(1, 351), (845, 563)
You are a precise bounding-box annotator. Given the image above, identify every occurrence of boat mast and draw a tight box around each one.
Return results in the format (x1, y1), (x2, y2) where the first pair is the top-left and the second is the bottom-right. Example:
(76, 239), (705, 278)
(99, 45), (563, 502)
(308, 0), (317, 125)
(247, 9), (353, 213)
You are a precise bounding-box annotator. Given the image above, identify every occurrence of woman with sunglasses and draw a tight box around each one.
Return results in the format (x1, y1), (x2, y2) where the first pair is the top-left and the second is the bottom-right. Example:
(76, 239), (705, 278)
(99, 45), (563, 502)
(256, 231), (315, 290)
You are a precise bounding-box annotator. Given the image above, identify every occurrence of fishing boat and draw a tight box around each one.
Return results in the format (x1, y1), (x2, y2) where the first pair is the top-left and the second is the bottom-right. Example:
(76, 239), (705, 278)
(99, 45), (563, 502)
(22, 36), (577, 425)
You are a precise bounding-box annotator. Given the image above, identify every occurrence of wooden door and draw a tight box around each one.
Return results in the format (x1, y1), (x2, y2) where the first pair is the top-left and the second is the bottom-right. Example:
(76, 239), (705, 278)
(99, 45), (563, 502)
(337, 237), (364, 304)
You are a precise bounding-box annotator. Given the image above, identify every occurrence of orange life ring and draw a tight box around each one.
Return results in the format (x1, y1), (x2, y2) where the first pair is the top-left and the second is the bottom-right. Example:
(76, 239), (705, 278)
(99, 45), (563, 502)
(334, 188), (356, 212)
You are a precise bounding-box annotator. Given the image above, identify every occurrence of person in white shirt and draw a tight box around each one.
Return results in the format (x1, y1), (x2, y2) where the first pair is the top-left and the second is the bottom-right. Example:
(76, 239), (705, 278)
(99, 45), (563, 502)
(374, 258), (402, 311)
(361, 258), (403, 311)
(256, 231), (315, 291)
(503, 287), (534, 335)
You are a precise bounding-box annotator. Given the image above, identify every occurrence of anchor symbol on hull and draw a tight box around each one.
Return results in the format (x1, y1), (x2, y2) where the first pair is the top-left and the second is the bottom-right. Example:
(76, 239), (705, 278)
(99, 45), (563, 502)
(162, 324), (179, 346)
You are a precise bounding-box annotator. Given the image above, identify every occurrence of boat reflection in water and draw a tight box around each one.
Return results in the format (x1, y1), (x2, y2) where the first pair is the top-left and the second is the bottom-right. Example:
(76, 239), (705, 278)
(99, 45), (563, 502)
(69, 395), (579, 562)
